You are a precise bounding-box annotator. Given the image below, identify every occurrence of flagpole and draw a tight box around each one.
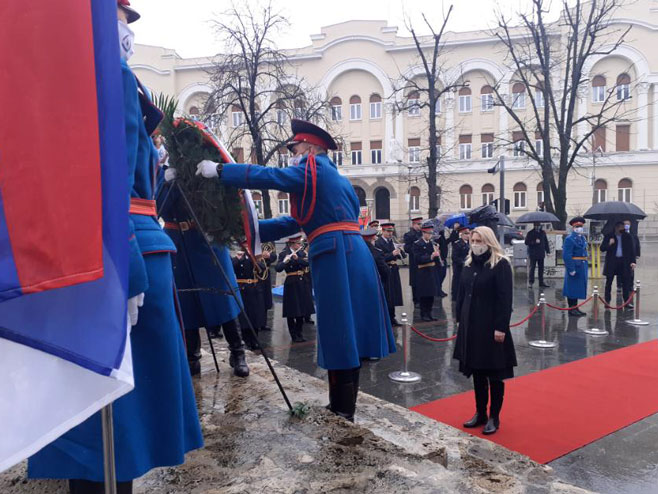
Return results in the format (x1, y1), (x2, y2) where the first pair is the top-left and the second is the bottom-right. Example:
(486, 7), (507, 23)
(101, 404), (117, 494)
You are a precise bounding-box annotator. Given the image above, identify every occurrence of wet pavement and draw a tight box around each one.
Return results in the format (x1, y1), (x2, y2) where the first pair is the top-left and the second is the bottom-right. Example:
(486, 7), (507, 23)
(255, 247), (658, 494)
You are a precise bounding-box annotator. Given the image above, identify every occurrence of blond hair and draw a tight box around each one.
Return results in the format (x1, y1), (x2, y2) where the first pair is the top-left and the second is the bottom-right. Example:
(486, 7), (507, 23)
(465, 226), (508, 268)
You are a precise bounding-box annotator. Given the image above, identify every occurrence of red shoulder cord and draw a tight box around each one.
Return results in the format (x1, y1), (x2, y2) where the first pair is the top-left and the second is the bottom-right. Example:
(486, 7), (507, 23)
(290, 151), (317, 226)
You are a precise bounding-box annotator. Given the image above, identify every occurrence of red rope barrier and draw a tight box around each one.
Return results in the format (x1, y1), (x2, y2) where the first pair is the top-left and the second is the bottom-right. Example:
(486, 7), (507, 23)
(509, 304), (540, 327)
(546, 296), (593, 311)
(599, 291), (635, 310)
(409, 325), (457, 342)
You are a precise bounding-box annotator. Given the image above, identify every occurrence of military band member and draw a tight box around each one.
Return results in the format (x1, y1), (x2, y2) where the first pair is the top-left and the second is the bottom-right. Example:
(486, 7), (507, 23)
(563, 217), (589, 317)
(376, 222), (406, 326)
(433, 229), (449, 297)
(404, 216), (423, 306)
(413, 220), (441, 321)
(451, 225), (471, 302)
(301, 237), (315, 324)
(257, 243), (276, 331)
(276, 235), (316, 342)
(232, 247), (267, 349)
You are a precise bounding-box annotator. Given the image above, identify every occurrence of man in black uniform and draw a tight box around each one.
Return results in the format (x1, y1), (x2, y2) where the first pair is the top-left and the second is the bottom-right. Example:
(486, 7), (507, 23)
(525, 223), (551, 288)
(257, 244), (276, 331)
(404, 216), (423, 306)
(600, 221), (637, 308)
(376, 222), (406, 326)
(451, 225), (471, 302)
(301, 237), (315, 324)
(413, 220), (441, 321)
(276, 235), (315, 342)
(232, 247), (267, 350)
(433, 229), (449, 297)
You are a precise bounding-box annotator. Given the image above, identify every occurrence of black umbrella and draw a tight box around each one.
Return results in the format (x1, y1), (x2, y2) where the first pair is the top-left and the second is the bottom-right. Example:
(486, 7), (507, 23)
(583, 201), (646, 220)
(495, 212), (516, 227)
(515, 211), (560, 224)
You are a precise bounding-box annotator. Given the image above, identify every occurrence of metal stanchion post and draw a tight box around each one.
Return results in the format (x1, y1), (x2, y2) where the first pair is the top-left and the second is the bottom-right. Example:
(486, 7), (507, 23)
(628, 280), (649, 326)
(585, 286), (608, 336)
(102, 404), (117, 494)
(389, 313), (422, 383)
(529, 293), (557, 348)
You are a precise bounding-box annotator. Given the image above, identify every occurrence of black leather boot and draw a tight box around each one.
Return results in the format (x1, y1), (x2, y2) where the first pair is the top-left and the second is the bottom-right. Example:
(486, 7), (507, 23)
(69, 479), (133, 494)
(185, 328), (202, 376)
(328, 369), (356, 422)
(223, 319), (250, 377)
(463, 412), (488, 428)
(483, 417), (500, 435)
(485, 379), (504, 434)
(229, 349), (250, 377)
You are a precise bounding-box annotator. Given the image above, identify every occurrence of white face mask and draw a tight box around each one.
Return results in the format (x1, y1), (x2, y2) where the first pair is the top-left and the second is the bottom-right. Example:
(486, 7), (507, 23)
(574, 227), (584, 234)
(624, 224), (631, 232)
(118, 20), (135, 61)
(471, 244), (489, 256)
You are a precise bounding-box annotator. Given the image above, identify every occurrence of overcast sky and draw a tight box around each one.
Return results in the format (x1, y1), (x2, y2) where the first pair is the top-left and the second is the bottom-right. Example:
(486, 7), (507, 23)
(130, 0), (551, 58)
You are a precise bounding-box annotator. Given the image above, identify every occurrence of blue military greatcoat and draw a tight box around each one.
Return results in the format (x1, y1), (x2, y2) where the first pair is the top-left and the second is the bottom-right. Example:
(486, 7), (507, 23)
(221, 153), (396, 369)
(562, 232), (589, 299)
(29, 60), (203, 482)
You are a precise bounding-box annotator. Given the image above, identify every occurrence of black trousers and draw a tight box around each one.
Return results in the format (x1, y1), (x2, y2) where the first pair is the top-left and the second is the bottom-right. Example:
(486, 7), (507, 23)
(286, 316), (304, 338)
(419, 296), (434, 316)
(605, 258), (631, 303)
(528, 257), (545, 284)
(451, 265), (463, 301)
(186, 319), (245, 362)
(69, 479), (132, 494)
(473, 372), (505, 419)
(327, 367), (361, 421)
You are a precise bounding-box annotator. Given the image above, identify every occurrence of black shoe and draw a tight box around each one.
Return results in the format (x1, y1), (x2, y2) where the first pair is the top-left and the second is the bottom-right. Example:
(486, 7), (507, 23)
(463, 412), (488, 428)
(483, 417), (500, 435)
(625, 303), (634, 310)
(366, 357), (380, 362)
(569, 310), (580, 317)
(304, 317), (314, 324)
(391, 319), (402, 327)
(291, 334), (306, 343)
(539, 282), (550, 288)
(421, 315), (432, 322)
(229, 351), (250, 377)
(208, 329), (223, 339)
(244, 341), (260, 351)
(188, 360), (201, 376)
(617, 287), (622, 293)
(576, 309), (587, 317)
(528, 282), (534, 288)
(438, 291), (448, 297)
(260, 326), (272, 332)
(428, 315), (437, 321)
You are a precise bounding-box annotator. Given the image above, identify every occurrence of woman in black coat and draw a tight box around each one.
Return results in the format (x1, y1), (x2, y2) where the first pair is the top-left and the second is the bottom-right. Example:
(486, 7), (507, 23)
(454, 226), (516, 435)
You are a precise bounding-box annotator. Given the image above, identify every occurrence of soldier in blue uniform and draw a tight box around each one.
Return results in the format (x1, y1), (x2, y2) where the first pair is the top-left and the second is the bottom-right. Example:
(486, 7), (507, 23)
(28, 3), (203, 492)
(563, 217), (589, 317)
(196, 119), (395, 422)
(375, 222), (405, 326)
(232, 248), (267, 350)
(404, 216), (423, 305)
(412, 221), (442, 321)
(451, 225), (472, 301)
(276, 234), (315, 342)
(156, 171), (250, 377)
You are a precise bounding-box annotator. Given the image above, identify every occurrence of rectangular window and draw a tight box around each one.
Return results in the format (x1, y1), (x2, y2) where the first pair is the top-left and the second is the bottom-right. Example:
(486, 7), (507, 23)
(253, 199), (263, 217)
(617, 84), (630, 101)
(481, 94), (494, 112)
(276, 109), (286, 126)
(592, 125), (606, 152)
(592, 85), (606, 103)
(435, 144), (442, 157)
(371, 149), (382, 164)
(278, 198), (289, 215)
(514, 191), (527, 209)
(408, 98), (420, 116)
(331, 105), (342, 121)
(535, 139), (543, 157)
(408, 147), (420, 163)
(351, 150), (362, 164)
(537, 189), (544, 207)
(410, 194), (420, 212)
(481, 143), (494, 159)
(535, 89), (545, 108)
(482, 192), (494, 205)
(434, 98), (441, 114)
(350, 103), (362, 120)
(277, 153), (289, 168)
(513, 134), (526, 157)
(595, 188), (607, 203)
(460, 193), (472, 210)
(459, 95), (472, 113)
(618, 187), (632, 202)
(512, 92), (526, 109)
(332, 150), (343, 166)
(616, 124), (630, 152)
(459, 144), (472, 160)
(232, 111), (243, 127)
(370, 101), (382, 119)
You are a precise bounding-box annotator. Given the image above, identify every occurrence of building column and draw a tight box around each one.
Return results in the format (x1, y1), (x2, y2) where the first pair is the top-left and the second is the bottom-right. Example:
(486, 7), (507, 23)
(385, 102), (395, 163)
(637, 82), (650, 151)
(652, 83), (658, 150)
(444, 93), (455, 158)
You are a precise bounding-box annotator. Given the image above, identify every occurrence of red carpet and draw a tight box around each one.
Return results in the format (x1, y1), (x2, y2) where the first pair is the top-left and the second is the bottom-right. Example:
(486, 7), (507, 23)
(412, 340), (658, 464)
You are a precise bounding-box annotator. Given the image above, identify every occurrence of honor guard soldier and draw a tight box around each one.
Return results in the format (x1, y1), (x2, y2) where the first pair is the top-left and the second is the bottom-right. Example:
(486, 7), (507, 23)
(196, 118), (395, 422)
(276, 235), (316, 342)
(257, 243), (277, 331)
(376, 222), (406, 326)
(451, 225), (472, 302)
(232, 247), (267, 349)
(413, 220), (441, 321)
(404, 216), (423, 305)
(563, 217), (589, 317)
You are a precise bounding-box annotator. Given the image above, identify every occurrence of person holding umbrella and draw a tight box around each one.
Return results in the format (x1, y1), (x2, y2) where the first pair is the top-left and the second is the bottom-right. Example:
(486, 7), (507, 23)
(600, 221), (636, 309)
(563, 217), (588, 317)
(525, 223), (551, 288)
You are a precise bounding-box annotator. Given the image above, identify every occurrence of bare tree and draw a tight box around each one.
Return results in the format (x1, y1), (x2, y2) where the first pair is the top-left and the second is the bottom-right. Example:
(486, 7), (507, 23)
(204, 1), (329, 218)
(492, 0), (633, 227)
(393, 5), (466, 219)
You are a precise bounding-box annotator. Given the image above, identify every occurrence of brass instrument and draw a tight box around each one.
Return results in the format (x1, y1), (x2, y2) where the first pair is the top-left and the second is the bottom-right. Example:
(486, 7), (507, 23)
(283, 246), (302, 264)
(255, 242), (275, 281)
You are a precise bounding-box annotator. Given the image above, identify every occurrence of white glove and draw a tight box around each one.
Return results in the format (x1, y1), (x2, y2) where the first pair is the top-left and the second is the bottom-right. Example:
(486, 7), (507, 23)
(128, 293), (145, 326)
(164, 167), (177, 182)
(195, 160), (219, 178)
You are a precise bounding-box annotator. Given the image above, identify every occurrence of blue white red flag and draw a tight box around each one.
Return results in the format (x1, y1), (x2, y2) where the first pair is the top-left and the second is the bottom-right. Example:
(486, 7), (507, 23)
(0, 1), (133, 471)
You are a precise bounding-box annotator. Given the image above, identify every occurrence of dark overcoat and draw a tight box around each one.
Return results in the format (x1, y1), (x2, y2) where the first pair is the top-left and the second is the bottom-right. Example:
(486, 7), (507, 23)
(232, 255), (266, 329)
(404, 229), (422, 287)
(412, 238), (438, 298)
(453, 253), (516, 379)
(524, 228), (550, 260)
(276, 248), (315, 318)
(600, 232), (636, 277)
(375, 236), (405, 306)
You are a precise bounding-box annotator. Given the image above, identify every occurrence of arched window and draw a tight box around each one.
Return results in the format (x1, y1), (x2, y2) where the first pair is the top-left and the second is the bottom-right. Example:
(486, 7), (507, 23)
(353, 186), (367, 207)
(349, 95), (362, 120)
(536, 182), (545, 209)
(369, 93), (382, 119)
(459, 184), (473, 210)
(618, 178), (632, 202)
(277, 191), (289, 215)
(459, 86), (472, 113)
(189, 106), (199, 116)
(252, 192), (263, 217)
(407, 90), (420, 116)
(480, 85), (494, 112)
(481, 183), (495, 205)
(231, 104), (243, 127)
(293, 99), (305, 119)
(330, 96), (342, 121)
(592, 75), (606, 103)
(616, 73), (631, 101)
(594, 179), (607, 204)
(513, 182), (527, 209)
(409, 186), (421, 212)
(512, 82), (526, 109)
(375, 187), (390, 219)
